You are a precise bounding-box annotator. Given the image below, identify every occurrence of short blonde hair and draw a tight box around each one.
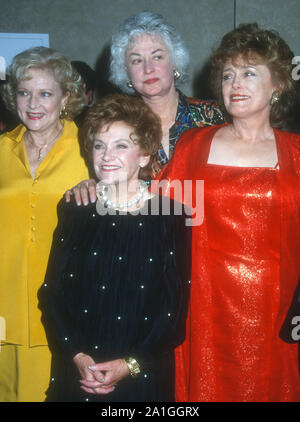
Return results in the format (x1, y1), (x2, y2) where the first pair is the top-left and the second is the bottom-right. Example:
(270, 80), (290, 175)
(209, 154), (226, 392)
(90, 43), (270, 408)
(1, 46), (85, 120)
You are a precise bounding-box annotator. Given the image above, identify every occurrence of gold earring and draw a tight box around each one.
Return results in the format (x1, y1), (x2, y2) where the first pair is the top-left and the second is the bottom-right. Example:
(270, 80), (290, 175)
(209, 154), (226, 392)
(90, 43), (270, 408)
(60, 105), (67, 119)
(270, 91), (280, 105)
(174, 70), (181, 80)
(126, 80), (133, 89)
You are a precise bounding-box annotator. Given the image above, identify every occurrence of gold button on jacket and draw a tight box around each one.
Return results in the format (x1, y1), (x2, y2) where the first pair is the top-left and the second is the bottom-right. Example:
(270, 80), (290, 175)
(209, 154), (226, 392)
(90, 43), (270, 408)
(0, 121), (89, 346)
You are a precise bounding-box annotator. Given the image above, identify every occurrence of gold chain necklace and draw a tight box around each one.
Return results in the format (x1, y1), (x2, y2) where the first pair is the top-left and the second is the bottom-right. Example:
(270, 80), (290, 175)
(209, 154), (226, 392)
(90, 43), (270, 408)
(26, 125), (63, 161)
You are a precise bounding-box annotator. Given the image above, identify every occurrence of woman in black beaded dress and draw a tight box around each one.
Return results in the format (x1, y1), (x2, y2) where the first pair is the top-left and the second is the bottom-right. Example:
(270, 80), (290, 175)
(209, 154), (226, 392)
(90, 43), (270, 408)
(38, 94), (191, 402)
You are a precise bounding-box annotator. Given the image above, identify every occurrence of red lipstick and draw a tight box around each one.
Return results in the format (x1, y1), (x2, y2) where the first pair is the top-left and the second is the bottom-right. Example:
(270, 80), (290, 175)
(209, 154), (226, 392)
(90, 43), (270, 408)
(144, 78), (159, 85)
(27, 112), (44, 120)
(230, 94), (249, 102)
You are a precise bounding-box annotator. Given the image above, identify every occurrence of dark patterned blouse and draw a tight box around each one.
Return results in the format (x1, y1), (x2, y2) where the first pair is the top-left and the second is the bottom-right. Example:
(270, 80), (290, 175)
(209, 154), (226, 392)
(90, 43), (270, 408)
(152, 90), (224, 177)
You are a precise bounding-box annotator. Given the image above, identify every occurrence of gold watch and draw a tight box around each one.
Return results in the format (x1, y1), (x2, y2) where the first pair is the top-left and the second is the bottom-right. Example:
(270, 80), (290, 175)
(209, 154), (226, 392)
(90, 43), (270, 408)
(125, 357), (141, 378)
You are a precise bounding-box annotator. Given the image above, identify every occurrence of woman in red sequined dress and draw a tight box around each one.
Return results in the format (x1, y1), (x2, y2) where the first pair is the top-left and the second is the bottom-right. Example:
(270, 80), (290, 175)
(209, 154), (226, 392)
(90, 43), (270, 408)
(156, 23), (300, 401)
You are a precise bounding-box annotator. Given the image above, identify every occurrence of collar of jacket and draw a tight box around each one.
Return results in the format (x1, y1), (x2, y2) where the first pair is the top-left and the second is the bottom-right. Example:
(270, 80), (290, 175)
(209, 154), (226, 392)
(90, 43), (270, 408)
(4, 119), (78, 143)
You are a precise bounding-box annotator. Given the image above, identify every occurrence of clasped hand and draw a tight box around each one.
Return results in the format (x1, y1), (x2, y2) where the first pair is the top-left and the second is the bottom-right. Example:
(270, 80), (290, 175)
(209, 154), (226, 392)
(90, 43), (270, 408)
(73, 353), (129, 395)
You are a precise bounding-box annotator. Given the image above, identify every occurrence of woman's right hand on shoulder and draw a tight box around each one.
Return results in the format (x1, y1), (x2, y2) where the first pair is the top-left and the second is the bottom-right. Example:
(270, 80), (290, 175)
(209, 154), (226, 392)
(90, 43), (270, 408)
(65, 179), (97, 206)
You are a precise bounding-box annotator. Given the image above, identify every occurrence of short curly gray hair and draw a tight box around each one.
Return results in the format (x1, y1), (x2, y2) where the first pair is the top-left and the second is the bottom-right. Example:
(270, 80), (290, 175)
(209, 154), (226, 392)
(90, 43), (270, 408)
(109, 11), (190, 93)
(1, 46), (85, 120)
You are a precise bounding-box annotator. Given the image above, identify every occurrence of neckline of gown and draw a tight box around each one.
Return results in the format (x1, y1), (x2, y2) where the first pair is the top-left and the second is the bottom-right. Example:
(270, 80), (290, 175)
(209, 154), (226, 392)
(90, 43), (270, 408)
(205, 124), (280, 170)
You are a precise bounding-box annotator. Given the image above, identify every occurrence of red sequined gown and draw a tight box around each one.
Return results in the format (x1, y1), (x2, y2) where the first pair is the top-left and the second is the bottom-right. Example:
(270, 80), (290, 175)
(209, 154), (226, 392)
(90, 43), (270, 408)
(156, 125), (300, 401)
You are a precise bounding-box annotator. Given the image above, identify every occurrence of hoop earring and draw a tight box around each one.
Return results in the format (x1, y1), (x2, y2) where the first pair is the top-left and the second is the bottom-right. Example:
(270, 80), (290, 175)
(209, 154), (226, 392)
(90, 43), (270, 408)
(126, 80), (133, 89)
(60, 105), (68, 119)
(270, 90), (280, 105)
(174, 70), (181, 80)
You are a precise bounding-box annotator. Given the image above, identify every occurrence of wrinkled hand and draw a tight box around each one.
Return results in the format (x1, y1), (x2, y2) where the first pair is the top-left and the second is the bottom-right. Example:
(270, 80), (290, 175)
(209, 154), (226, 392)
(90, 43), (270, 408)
(80, 358), (130, 395)
(73, 352), (96, 381)
(65, 179), (97, 206)
(73, 352), (115, 395)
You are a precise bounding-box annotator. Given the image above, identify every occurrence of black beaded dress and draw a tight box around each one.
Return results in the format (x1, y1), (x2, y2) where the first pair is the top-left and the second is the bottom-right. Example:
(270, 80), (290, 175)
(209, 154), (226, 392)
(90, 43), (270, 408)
(38, 195), (191, 402)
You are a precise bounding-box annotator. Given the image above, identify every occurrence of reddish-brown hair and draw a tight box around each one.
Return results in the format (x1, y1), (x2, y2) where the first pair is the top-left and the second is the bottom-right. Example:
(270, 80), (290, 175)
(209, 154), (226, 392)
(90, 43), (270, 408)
(210, 23), (297, 128)
(81, 93), (162, 180)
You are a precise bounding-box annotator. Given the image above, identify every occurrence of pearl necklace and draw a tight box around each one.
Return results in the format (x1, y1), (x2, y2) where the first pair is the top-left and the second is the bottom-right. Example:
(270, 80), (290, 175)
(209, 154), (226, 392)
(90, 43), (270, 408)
(99, 181), (148, 210)
(26, 125), (63, 161)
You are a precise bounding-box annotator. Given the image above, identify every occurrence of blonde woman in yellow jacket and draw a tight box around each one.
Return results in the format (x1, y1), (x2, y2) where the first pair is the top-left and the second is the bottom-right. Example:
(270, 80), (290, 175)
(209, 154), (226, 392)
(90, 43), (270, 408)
(0, 47), (89, 402)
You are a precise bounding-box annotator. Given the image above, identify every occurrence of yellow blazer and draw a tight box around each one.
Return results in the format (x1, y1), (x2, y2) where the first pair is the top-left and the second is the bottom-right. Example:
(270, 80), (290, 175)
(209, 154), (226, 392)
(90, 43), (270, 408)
(0, 121), (89, 346)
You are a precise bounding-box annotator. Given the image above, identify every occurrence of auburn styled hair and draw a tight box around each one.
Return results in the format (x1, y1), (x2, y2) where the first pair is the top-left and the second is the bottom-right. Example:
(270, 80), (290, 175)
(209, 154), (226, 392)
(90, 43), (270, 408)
(210, 23), (297, 128)
(81, 93), (162, 180)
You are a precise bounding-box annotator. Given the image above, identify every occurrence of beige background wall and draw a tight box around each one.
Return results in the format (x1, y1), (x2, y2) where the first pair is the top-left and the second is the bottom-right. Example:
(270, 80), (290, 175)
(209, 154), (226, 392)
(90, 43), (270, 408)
(0, 0), (299, 98)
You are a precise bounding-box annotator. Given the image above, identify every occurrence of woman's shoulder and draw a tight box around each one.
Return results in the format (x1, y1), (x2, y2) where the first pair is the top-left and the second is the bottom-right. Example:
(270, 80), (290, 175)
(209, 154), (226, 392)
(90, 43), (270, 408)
(185, 96), (224, 125)
(146, 194), (191, 222)
(274, 129), (300, 175)
(0, 124), (25, 144)
(175, 124), (224, 153)
(186, 96), (220, 110)
(56, 196), (96, 220)
(60, 120), (79, 140)
(177, 90), (224, 125)
(155, 124), (223, 183)
(275, 129), (300, 151)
